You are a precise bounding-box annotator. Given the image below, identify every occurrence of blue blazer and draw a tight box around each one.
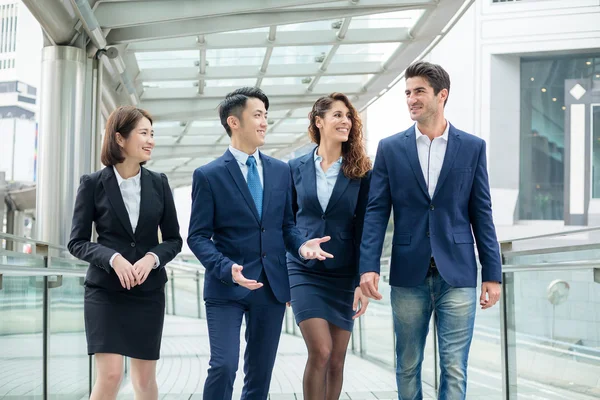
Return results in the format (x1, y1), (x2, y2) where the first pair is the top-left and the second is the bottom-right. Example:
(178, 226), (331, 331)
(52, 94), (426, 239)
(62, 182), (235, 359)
(187, 149), (305, 303)
(287, 149), (371, 273)
(359, 124), (502, 288)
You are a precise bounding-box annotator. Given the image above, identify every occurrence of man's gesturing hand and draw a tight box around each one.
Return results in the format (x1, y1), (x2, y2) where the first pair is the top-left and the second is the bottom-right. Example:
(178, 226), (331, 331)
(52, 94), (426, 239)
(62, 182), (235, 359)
(232, 264), (263, 290)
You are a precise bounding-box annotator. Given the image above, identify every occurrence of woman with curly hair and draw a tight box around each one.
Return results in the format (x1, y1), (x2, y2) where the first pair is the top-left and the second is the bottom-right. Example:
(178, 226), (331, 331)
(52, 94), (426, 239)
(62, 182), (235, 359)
(287, 93), (372, 399)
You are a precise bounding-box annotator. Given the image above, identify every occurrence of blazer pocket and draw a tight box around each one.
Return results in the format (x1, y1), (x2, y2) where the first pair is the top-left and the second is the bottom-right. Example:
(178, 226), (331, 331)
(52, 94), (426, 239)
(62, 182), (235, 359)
(453, 232), (474, 244)
(393, 233), (411, 245)
(338, 231), (353, 240)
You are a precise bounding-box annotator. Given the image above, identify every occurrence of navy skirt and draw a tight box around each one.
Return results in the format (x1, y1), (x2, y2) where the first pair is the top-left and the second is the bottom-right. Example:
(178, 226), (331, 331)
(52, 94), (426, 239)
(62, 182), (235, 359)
(288, 260), (357, 332)
(84, 283), (165, 360)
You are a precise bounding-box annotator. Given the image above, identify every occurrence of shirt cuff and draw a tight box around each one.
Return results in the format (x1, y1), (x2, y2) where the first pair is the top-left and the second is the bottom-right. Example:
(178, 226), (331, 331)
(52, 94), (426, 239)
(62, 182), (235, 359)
(298, 241), (309, 260)
(147, 252), (160, 269)
(109, 253), (120, 269)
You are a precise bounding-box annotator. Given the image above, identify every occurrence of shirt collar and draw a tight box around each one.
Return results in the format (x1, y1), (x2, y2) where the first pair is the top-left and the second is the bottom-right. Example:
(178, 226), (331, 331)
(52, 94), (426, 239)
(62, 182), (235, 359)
(415, 120), (450, 142)
(314, 147), (343, 164)
(229, 145), (261, 166)
(113, 165), (141, 187)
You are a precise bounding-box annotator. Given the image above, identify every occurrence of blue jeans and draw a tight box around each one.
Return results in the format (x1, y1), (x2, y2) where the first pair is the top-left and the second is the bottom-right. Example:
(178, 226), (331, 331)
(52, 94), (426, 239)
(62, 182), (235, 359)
(391, 268), (476, 400)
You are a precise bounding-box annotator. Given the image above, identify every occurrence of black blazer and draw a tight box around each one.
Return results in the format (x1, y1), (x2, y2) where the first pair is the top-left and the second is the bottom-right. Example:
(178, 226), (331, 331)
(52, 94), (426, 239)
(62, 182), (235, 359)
(68, 166), (183, 291)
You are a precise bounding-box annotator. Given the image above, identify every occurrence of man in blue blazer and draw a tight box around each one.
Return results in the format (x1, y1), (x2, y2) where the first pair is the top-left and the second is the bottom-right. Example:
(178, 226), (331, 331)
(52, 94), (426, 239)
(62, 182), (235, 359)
(187, 87), (332, 400)
(359, 62), (502, 400)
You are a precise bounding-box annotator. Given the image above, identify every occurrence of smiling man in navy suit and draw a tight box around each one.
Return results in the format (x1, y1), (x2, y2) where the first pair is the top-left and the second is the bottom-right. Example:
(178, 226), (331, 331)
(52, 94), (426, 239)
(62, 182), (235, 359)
(187, 87), (332, 400)
(359, 62), (502, 400)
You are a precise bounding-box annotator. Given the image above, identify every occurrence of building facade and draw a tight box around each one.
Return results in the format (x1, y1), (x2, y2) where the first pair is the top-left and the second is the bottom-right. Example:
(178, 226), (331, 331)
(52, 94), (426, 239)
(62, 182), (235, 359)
(367, 0), (600, 236)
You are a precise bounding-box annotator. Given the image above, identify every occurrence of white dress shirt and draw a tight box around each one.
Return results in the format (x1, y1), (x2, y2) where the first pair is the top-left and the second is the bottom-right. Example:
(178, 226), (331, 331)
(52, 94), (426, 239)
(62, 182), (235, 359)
(415, 121), (450, 198)
(228, 145), (264, 187)
(109, 166), (159, 269)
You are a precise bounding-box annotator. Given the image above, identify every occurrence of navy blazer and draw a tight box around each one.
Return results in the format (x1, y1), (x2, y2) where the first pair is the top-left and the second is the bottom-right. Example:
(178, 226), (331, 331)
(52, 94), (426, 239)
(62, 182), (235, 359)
(187, 149), (305, 303)
(287, 149), (371, 274)
(359, 124), (502, 288)
(68, 166), (183, 291)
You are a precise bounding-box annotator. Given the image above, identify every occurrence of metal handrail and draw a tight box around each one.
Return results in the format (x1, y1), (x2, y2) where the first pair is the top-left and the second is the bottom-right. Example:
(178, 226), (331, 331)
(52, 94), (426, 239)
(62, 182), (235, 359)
(499, 225), (600, 244)
(502, 259), (600, 272)
(0, 232), (68, 251)
(0, 265), (86, 277)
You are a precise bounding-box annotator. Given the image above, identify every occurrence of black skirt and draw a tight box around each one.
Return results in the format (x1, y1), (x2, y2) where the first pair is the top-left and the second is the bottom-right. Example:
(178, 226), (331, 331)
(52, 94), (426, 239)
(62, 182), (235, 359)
(84, 284), (165, 360)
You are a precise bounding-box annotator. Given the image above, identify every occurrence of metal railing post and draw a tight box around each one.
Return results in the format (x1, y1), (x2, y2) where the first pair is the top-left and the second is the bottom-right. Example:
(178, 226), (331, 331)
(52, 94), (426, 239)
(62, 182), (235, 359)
(196, 270), (202, 319)
(170, 269), (176, 316)
(500, 241), (517, 400)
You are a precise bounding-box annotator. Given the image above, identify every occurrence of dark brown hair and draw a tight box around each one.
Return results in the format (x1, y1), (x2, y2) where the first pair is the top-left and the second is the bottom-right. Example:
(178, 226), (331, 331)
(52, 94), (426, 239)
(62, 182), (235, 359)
(101, 106), (153, 166)
(405, 61), (451, 106)
(308, 93), (371, 179)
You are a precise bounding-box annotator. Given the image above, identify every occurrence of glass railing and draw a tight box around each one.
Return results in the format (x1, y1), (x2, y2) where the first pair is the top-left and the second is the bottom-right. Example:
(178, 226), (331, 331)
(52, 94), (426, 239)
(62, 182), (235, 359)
(2, 227), (600, 399)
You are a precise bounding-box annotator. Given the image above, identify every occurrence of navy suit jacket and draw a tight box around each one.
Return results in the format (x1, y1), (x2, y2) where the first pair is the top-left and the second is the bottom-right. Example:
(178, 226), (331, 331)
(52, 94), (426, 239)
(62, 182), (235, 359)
(68, 166), (183, 291)
(187, 149), (305, 303)
(359, 124), (502, 287)
(287, 149), (371, 274)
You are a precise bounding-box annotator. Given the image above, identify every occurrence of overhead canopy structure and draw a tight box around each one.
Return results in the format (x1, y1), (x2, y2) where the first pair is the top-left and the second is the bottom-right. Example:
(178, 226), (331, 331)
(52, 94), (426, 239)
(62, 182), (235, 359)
(24, 0), (471, 188)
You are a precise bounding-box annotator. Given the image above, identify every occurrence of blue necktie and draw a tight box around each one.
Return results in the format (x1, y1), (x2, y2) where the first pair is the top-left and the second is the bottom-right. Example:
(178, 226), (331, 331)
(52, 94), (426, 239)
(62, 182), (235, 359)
(246, 155), (263, 218)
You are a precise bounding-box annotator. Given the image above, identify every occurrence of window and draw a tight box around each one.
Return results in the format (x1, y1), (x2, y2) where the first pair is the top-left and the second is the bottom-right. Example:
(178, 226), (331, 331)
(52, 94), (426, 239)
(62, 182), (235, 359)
(519, 54), (600, 220)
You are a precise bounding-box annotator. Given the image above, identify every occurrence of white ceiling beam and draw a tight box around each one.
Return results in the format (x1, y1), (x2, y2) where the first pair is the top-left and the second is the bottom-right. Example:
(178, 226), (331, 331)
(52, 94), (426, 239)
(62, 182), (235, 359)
(142, 98), (315, 120)
(151, 144), (288, 160)
(153, 123), (309, 137)
(105, 4), (432, 43)
(97, 0), (434, 29)
(141, 83), (365, 100)
(127, 28), (410, 52)
(95, 0), (329, 28)
(138, 62), (384, 82)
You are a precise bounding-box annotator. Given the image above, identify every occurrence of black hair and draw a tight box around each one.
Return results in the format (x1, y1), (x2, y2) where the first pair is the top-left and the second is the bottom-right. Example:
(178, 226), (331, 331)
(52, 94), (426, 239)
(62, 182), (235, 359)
(218, 87), (270, 137)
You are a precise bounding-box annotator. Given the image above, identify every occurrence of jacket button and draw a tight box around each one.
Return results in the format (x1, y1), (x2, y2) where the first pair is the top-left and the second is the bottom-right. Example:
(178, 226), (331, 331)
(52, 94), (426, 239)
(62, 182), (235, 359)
(321, 214), (326, 220)
(261, 228), (265, 232)
(427, 231), (430, 237)
(262, 253), (267, 258)
(430, 204), (435, 210)
(130, 242), (136, 247)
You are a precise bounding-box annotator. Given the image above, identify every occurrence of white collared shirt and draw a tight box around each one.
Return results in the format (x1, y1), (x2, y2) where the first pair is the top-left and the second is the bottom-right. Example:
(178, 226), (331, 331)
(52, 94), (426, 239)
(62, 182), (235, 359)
(415, 121), (450, 198)
(109, 166), (159, 269)
(314, 149), (343, 212)
(228, 145), (264, 187)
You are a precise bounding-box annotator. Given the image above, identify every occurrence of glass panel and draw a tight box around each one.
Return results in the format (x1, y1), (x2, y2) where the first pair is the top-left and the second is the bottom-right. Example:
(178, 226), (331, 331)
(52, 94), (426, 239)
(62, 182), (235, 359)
(0, 275), (44, 398)
(47, 275), (88, 399)
(270, 45), (332, 65)
(335, 43), (400, 64)
(349, 9), (425, 29)
(519, 54), (600, 220)
(503, 268), (600, 398)
(168, 270), (202, 319)
(361, 278), (394, 366)
(592, 106), (600, 197)
(0, 252), (45, 268)
(206, 48), (266, 67)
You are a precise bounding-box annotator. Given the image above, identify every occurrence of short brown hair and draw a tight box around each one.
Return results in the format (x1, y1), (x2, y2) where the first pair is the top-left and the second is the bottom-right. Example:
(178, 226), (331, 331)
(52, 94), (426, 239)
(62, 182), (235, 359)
(308, 93), (371, 180)
(101, 106), (153, 166)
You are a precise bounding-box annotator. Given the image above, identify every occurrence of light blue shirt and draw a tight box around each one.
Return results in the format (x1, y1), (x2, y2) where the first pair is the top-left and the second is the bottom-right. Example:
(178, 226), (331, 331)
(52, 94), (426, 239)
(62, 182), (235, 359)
(228, 145), (264, 187)
(314, 149), (343, 212)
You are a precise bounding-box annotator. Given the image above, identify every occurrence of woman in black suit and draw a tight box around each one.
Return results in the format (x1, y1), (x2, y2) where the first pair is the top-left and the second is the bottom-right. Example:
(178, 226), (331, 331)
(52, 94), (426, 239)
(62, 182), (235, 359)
(287, 93), (372, 399)
(68, 106), (182, 399)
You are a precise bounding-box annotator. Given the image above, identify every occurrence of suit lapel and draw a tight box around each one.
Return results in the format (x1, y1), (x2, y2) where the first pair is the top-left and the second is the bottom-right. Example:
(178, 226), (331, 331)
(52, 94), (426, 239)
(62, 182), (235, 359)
(135, 167), (153, 236)
(299, 150), (322, 213)
(432, 126), (461, 199)
(261, 153), (272, 219)
(325, 171), (351, 214)
(403, 127), (430, 199)
(224, 150), (261, 224)
(101, 167), (135, 240)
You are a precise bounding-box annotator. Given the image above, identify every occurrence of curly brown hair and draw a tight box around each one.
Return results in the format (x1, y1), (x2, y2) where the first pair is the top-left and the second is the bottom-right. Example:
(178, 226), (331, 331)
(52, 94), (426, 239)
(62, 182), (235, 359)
(308, 93), (371, 179)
